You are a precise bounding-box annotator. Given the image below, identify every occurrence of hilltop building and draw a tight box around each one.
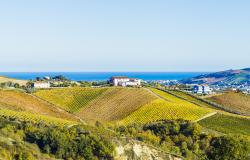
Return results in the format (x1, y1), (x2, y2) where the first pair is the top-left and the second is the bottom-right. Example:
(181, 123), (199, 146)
(31, 82), (50, 89)
(110, 76), (141, 87)
(193, 85), (212, 94)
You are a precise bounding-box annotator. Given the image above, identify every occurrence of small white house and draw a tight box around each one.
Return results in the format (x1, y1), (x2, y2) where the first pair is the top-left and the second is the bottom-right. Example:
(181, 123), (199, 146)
(110, 76), (141, 87)
(32, 82), (50, 89)
(193, 85), (212, 94)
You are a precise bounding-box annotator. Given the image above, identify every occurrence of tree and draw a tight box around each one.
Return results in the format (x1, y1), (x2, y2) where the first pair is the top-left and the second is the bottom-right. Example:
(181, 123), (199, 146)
(208, 136), (249, 160)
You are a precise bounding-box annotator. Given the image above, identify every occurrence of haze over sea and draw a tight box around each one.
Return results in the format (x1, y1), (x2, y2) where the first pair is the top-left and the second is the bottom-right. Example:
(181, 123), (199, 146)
(0, 72), (206, 81)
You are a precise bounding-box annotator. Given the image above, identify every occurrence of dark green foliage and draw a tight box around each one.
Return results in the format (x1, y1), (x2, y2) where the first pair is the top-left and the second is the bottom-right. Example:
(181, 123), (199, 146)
(207, 136), (249, 160)
(0, 117), (114, 160)
(115, 120), (249, 159)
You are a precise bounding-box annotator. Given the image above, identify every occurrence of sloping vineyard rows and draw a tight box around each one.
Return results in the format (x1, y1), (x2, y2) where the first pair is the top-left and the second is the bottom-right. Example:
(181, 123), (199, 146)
(0, 109), (76, 126)
(35, 87), (108, 113)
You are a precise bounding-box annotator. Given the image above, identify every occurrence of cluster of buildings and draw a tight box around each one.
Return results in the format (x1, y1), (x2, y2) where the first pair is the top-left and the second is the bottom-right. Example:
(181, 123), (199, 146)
(192, 85), (213, 94)
(31, 76), (142, 89)
(109, 76), (141, 87)
(31, 81), (50, 89)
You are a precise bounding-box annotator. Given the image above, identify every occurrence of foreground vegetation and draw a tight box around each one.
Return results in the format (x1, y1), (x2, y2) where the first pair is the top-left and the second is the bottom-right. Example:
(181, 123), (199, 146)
(115, 120), (250, 160)
(0, 117), (114, 160)
(0, 114), (249, 160)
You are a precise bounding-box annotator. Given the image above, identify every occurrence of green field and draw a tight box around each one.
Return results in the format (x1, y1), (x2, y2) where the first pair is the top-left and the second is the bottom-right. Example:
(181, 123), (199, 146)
(199, 113), (250, 136)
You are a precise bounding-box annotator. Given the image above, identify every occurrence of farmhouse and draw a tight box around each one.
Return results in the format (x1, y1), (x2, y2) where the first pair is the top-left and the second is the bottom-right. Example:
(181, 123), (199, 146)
(110, 76), (141, 87)
(193, 85), (212, 94)
(31, 82), (50, 89)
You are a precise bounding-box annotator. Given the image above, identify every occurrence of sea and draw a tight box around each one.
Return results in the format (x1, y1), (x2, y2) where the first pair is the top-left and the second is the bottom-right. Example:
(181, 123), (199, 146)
(0, 72), (206, 81)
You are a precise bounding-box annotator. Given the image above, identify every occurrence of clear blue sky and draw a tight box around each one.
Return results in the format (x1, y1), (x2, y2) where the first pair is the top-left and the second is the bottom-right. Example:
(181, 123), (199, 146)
(0, 0), (249, 72)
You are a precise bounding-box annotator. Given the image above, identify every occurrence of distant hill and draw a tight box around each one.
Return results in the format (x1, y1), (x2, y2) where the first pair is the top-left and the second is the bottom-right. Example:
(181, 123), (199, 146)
(207, 92), (250, 116)
(181, 68), (250, 85)
(0, 76), (27, 86)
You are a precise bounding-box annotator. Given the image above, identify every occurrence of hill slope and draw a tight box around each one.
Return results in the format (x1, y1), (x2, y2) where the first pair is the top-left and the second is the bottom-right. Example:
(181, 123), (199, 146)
(35, 87), (158, 122)
(0, 89), (78, 121)
(207, 92), (250, 116)
(120, 88), (212, 124)
(77, 88), (158, 121)
(181, 68), (250, 85)
(199, 113), (250, 136)
(0, 76), (27, 86)
(35, 87), (108, 113)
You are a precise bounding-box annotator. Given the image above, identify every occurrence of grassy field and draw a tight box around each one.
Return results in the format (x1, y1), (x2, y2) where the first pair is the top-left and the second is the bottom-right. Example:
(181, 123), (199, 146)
(35, 87), (158, 122)
(207, 92), (250, 116)
(199, 113), (250, 136)
(0, 89), (78, 121)
(119, 88), (212, 124)
(0, 76), (27, 86)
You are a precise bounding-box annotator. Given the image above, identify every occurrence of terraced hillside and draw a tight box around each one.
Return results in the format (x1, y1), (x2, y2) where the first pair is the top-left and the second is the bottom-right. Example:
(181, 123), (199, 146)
(0, 89), (77, 121)
(207, 92), (250, 116)
(120, 88), (212, 124)
(35, 87), (158, 122)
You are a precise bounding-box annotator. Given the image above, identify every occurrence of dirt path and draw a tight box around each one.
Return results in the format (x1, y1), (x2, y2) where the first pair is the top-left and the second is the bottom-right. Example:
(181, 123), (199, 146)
(144, 88), (171, 102)
(194, 112), (217, 122)
(29, 93), (85, 123)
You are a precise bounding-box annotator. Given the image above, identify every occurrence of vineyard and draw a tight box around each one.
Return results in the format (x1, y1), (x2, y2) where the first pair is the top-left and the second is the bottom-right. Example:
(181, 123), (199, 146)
(207, 92), (250, 116)
(167, 90), (214, 109)
(77, 87), (157, 122)
(0, 89), (77, 121)
(0, 109), (76, 126)
(35, 87), (157, 122)
(199, 113), (250, 136)
(35, 87), (108, 113)
(119, 89), (212, 124)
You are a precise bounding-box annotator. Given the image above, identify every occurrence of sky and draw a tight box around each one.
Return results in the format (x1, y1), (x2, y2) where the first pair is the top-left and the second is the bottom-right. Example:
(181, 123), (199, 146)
(0, 0), (250, 72)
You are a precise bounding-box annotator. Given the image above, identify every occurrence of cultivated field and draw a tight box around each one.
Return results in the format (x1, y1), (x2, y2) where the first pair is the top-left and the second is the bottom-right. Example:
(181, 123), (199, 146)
(35, 87), (158, 122)
(119, 89), (212, 124)
(0, 89), (78, 121)
(35, 87), (108, 113)
(199, 113), (250, 136)
(167, 90), (214, 109)
(207, 92), (250, 116)
(77, 87), (157, 121)
(0, 109), (76, 126)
